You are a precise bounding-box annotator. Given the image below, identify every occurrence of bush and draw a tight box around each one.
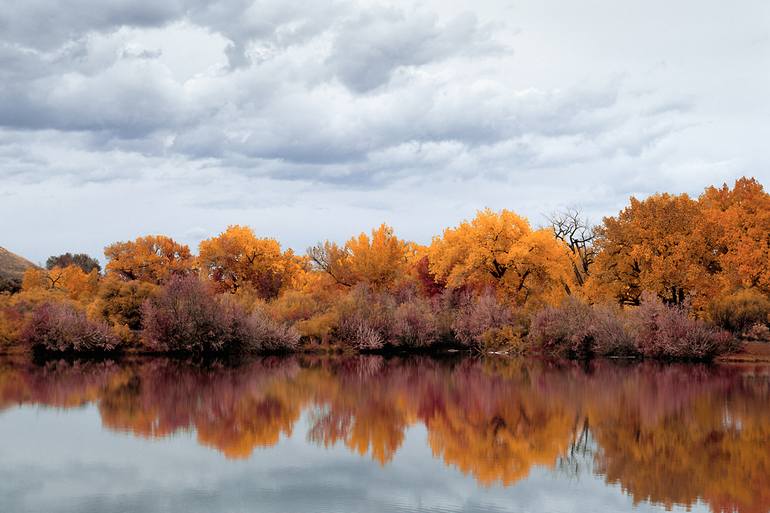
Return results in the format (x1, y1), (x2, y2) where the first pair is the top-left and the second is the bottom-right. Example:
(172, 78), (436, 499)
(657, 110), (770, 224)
(393, 296), (439, 347)
(631, 292), (736, 360)
(709, 288), (770, 334)
(746, 323), (770, 342)
(335, 285), (396, 350)
(452, 291), (515, 349)
(20, 302), (121, 354)
(528, 298), (596, 357)
(141, 276), (298, 354)
(89, 276), (157, 332)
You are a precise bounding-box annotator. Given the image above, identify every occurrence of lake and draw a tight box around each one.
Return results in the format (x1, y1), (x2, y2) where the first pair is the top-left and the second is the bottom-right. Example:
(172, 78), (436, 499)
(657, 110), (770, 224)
(0, 355), (768, 513)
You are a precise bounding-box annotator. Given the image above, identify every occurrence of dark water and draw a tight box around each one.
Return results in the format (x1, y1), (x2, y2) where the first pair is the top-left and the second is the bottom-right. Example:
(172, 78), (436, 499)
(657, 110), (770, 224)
(0, 356), (768, 513)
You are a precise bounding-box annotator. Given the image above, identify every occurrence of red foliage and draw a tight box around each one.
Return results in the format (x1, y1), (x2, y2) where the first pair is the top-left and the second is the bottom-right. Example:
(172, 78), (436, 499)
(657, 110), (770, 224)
(20, 302), (121, 354)
(630, 292), (737, 360)
(141, 276), (298, 354)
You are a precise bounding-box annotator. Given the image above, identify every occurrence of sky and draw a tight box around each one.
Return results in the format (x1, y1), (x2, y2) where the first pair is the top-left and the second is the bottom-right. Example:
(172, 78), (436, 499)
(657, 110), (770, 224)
(1, 0), (769, 264)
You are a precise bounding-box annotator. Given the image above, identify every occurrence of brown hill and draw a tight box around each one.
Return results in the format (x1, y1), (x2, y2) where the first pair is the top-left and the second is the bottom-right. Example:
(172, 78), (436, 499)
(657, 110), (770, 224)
(0, 246), (38, 293)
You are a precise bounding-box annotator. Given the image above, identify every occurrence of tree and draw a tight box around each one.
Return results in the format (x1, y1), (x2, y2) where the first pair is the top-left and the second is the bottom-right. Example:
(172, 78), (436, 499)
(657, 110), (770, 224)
(547, 208), (596, 287)
(308, 224), (416, 290)
(427, 209), (573, 306)
(589, 194), (720, 307)
(198, 225), (304, 299)
(104, 235), (194, 284)
(46, 253), (101, 274)
(700, 177), (770, 295)
(22, 265), (99, 303)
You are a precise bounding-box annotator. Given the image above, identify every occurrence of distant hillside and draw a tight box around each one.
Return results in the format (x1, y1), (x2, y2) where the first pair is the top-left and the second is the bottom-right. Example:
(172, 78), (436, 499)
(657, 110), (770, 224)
(0, 246), (38, 293)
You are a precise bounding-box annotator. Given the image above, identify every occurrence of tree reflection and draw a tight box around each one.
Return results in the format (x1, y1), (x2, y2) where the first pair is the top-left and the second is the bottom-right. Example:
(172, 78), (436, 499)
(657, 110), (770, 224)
(0, 356), (768, 512)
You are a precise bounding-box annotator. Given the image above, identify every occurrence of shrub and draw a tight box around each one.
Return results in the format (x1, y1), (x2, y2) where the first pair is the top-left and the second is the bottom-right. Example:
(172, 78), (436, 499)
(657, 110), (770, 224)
(141, 276), (297, 354)
(335, 285), (396, 350)
(452, 291), (515, 348)
(528, 298), (595, 357)
(709, 288), (770, 334)
(243, 305), (301, 352)
(393, 296), (439, 347)
(478, 325), (527, 354)
(20, 302), (121, 354)
(528, 299), (637, 358)
(630, 292), (736, 360)
(89, 276), (157, 332)
(746, 323), (770, 342)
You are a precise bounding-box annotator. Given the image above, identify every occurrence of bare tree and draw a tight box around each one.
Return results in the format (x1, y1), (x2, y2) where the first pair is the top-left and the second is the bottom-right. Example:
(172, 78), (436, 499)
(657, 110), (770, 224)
(547, 208), (597, 287)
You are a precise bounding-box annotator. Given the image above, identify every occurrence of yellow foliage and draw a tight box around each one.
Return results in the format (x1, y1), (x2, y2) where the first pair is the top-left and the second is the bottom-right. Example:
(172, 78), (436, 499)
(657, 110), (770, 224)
(428, 209), (573, 307)
(589, 193), (720, 309)
(22, 265), (99, 304)
(198, 225), (305, 299)
(308, 224), (416, 291)
(104, 235), (193, 284)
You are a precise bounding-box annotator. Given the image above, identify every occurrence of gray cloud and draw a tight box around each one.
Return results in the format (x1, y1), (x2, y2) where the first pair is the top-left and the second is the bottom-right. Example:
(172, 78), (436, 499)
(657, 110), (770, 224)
(0, 0), (767, 262)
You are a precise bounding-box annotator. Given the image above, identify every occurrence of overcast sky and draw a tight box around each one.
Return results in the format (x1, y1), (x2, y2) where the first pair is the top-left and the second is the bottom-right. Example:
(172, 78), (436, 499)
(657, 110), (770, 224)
(1, 0), (768, 263)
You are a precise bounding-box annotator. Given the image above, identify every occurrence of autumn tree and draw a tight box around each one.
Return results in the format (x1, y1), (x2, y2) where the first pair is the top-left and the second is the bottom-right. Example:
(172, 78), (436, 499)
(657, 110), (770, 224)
(427, 209), (572, 306)
(308, 224), (417, 290)
(46, 253), (101, 274)
(700, 177), (770, 294)
(22, 265), (99, 303)
(198, 225), (304, 299)
(589, 194), (720, 307)
(104, 235), (193, 284)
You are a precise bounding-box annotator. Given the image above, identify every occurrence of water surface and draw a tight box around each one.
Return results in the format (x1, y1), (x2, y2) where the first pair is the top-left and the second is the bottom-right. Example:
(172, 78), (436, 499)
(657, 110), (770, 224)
(1, 355), (768, 513)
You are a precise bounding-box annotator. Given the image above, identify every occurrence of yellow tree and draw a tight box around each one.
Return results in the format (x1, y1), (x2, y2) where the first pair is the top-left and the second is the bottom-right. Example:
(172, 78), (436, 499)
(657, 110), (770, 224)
(104, 235), (193, 284)
(307, 224), (417, 290)
(198, 225), (304, 299)
(22, 265), (99, 303)
(427, 209), (572, 306)
(700, 177), (770, 295)
(588, 193), (720, 307)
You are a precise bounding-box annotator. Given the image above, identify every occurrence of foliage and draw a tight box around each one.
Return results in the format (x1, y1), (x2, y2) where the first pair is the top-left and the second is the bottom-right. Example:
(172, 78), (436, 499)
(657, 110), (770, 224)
(393, 295), (440, 347)
(700, 177), (770, 294)
(19, 302), (121, 354)
(708, 288), (770, 334)
(589, 193), (720, 308)
(88, 275), (157, 332)
(199, 225), (304, 299)
(528, 298), (633, 358)
(428, 209), (572, 307)
(308, 224), (417, 290)
(629, 292), (737, 360)
(452, 290), (516, 348)
(46, 253), (101, 273)
(22, 265), (99, 303)
(141, 276), (297, 354)
(104, 235), (193, 284)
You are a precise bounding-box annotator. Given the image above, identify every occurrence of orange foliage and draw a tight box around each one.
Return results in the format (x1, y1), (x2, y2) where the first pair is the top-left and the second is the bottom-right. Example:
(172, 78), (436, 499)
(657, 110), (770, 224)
(198, 225), (305, 299)
(104, 235), (193, 284)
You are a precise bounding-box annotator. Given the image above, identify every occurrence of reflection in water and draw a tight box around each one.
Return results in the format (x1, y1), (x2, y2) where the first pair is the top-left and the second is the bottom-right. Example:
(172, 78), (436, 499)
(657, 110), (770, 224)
(0, 356), (768, 513)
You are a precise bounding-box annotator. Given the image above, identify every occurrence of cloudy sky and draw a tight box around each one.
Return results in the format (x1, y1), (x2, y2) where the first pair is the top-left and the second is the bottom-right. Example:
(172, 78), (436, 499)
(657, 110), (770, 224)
(1, 0), (768, 263)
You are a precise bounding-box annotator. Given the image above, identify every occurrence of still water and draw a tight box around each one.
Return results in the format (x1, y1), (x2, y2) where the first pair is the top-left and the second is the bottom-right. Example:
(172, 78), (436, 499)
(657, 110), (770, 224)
(0, 355), (768, 513)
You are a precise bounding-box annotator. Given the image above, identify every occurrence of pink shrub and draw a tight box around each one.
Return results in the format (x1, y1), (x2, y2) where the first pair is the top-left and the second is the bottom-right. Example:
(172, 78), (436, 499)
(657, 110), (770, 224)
(141, 276), (297, 354)
(393, 296), (439, 347)
(630, 292), (737, 360)
(335, 285), (395, 350)
(528, 298), (596, 357)
(20, 302), (121, 354)
(452, 291), (515, 348)
(526, 298), (634, 357)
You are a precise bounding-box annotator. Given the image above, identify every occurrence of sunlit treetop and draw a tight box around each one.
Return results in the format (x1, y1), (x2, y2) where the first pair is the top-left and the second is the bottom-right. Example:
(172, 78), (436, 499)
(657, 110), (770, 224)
(104, 235), (193, 285)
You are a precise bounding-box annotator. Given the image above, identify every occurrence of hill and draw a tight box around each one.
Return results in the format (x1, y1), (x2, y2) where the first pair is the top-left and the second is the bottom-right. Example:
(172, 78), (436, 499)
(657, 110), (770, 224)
(0, 246), (38, 293)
